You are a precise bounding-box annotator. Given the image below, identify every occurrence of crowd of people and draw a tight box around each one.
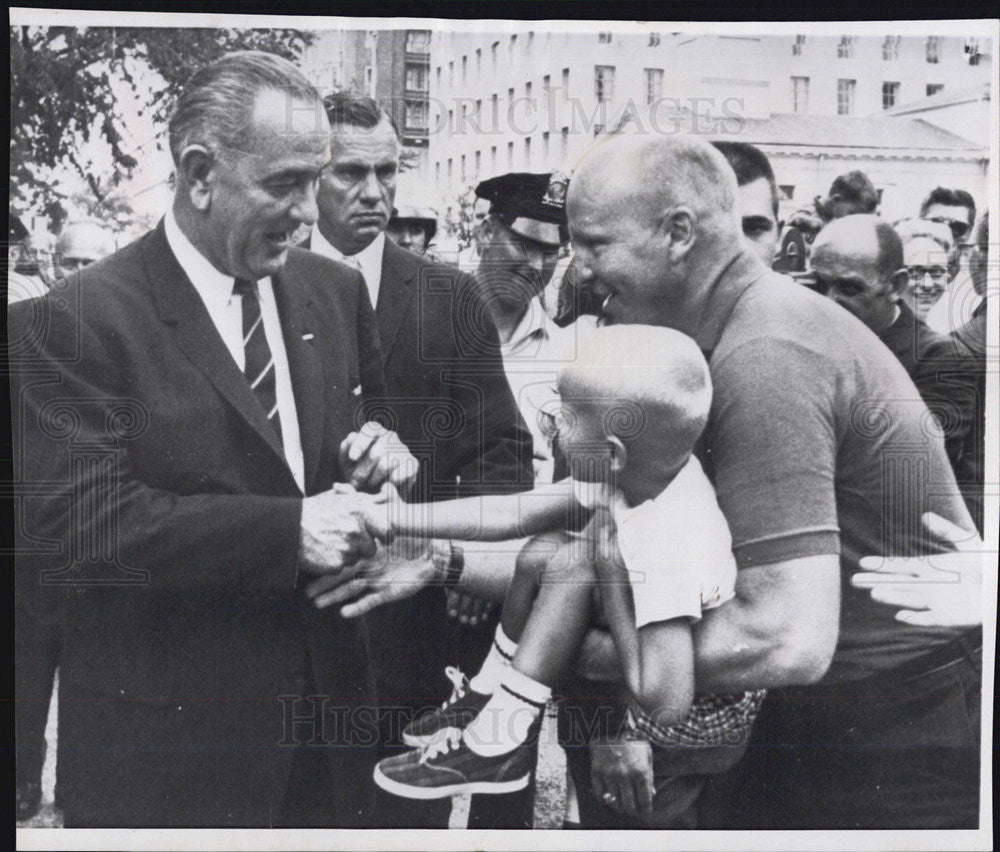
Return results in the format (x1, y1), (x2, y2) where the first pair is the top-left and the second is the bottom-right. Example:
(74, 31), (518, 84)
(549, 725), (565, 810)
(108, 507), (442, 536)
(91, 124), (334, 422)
(11, 50), (989, 832)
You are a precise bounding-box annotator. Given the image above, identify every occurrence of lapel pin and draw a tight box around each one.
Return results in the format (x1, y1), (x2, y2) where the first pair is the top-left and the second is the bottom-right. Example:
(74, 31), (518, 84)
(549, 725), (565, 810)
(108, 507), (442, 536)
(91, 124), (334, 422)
(302, 332), (315, 342)
(352, 384), (362, 396)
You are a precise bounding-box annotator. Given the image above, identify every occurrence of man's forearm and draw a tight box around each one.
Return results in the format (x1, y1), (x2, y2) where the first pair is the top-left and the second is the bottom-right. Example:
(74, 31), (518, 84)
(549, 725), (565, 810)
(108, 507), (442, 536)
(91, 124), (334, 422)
(692, 555), (841, 693)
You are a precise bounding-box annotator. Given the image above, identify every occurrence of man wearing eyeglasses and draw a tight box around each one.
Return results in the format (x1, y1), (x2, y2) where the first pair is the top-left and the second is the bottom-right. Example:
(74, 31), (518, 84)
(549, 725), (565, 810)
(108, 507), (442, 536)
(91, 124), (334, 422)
(809, 214), (977, 470)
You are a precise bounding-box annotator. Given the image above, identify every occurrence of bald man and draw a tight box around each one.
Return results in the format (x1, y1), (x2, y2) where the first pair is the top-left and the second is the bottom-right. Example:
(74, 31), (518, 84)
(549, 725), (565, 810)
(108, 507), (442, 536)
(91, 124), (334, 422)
(53, 221), (116, 280)
(810, 215), (978, 472)
(559, 133), (979, 829)
(345, 133), (982, 828)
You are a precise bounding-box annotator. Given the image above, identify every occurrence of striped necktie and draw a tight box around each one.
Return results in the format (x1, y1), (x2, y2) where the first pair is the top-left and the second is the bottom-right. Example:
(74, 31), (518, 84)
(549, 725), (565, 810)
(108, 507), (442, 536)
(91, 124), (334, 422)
(233, 278), (283, 447)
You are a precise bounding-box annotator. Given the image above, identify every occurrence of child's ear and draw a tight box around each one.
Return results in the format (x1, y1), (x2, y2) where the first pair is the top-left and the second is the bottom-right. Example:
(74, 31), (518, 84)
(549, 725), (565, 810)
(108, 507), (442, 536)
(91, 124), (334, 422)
(606, 435), (627, 475)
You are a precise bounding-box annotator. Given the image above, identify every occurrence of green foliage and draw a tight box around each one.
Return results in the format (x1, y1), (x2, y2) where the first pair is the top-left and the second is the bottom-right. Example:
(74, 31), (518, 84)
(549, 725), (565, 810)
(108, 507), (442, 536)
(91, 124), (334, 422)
(10, 25), (315, 228)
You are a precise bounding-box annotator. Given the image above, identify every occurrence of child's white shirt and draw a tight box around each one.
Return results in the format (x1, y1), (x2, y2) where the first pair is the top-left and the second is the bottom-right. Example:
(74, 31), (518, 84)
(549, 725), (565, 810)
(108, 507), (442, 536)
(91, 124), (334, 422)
(611, 455), (737, 629)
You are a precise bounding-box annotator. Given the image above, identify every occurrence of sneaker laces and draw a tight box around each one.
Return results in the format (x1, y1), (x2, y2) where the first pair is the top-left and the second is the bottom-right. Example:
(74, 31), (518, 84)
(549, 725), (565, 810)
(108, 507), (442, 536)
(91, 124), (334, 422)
(419, 727), (463, 763)
(441, 666), (468, 709)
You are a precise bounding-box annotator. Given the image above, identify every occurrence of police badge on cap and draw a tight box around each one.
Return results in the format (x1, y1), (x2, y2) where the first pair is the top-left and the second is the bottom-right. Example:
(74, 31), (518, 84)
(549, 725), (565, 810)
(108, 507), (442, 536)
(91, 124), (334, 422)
(474, 171), (568, 247)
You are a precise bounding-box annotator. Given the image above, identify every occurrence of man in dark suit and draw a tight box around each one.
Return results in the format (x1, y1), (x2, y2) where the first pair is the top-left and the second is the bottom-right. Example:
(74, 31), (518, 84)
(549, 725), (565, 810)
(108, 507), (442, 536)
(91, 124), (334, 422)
(809, 215), (978, 473)
(303, 93), (532, 828)
(11, 52), (417, 828)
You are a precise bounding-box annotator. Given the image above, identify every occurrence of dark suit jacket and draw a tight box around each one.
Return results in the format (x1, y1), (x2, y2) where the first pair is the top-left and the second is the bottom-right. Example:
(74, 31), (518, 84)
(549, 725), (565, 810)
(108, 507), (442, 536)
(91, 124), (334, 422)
(359, 239), (532, 707)
(949, 303), (987, 533)
(878, 301), (978, 473)
(11, 222), (385, 827)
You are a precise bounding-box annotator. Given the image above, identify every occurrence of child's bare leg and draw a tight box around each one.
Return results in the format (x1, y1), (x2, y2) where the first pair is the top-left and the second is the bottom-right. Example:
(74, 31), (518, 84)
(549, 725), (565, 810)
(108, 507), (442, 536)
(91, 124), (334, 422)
(501, 530), (573, 641)
(512, 535), (597, 686)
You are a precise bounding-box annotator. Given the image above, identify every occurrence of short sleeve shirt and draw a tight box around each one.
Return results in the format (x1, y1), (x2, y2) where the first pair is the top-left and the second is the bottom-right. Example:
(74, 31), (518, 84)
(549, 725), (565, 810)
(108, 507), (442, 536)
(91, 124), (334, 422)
(612, 456), (737, 630)
(699, 252), (974, 683)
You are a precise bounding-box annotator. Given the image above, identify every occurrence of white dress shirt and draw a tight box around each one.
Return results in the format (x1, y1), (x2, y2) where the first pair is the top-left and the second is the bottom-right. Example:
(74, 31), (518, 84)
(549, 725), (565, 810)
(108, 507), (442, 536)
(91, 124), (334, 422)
(309, 226), (385, 310)
(499, 296), (598, 483)
(164, 210), (305, 492)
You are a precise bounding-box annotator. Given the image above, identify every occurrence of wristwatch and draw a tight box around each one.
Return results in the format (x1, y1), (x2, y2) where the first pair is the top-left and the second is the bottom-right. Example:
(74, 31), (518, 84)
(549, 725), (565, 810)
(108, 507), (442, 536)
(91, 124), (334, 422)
(431, 539), (464, 588)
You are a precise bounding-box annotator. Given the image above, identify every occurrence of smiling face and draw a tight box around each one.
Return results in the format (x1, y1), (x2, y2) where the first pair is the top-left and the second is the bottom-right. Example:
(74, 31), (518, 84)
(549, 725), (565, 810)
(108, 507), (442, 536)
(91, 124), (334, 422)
(902, 236), (949, 321)
(477, 217), (560, 312)
(200, 89), (330, 281)
(567, 170), (676, 328)
(316, 118), (400, 255)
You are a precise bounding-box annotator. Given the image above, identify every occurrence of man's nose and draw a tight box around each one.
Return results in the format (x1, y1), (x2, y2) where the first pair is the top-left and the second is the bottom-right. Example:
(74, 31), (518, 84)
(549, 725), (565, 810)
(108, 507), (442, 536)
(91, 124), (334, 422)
(359, 170), (383, 202)
(290, 180), (319, 227)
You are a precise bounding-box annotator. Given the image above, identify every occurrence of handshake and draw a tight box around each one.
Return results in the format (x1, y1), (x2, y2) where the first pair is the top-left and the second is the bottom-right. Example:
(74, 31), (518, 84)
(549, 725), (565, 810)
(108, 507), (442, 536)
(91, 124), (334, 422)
(296, 423), (442, 617)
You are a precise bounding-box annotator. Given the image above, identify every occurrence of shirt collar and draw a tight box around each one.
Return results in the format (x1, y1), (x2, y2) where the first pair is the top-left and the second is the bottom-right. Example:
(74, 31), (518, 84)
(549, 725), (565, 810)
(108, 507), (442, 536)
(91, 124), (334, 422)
(501, 295), (551, 353)
(164, 208), (241, 314)
(310, 226), (385, 282)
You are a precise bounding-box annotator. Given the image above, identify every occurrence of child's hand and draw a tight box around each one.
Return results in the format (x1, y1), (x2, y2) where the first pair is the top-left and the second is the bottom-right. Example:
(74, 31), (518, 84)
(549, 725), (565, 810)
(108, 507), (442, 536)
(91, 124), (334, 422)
(332, 481), (399, 542)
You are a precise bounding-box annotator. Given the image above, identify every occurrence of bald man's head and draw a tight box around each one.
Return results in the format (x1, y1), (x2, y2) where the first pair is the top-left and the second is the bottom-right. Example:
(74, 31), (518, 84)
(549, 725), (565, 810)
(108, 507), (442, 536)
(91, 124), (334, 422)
(54, 221), (115, 279)
(810, 214), (907, 332)
(566, 134), (743, 331)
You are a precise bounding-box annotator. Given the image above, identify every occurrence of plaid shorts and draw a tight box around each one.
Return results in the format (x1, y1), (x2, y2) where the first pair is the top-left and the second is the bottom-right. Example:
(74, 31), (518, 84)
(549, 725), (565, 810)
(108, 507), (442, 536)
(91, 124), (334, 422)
(629, 690), (767, 748)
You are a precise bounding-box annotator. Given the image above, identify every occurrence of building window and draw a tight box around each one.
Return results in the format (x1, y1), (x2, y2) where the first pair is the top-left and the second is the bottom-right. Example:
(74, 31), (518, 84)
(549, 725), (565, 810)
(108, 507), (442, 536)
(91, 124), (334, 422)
(476, 47), (482, 73)
(645, 68), (664, 105)
(837, 36), (854, 59)
(882, 35), (901, 60)
(448, 61), (454, 85)
(435, 161), (440, 186)
(527, 31), (534, 52)
(507, 141), (514, 170)
(792, 35), (806, 56)
(560, 127), (569, 161)
(562, 68), (570, 92)
(926, 83), (944, 96)
(525, 81), (532, 100)
(474, 150), (481, 175)
(595, 65), (615, 102)
(447, 158), (453, 182)
(461, 55), (467, 84)
(490, 145), (497, 172)
(837, 78), (856, 115)
(447, 108), (453, 129)
(405, 30), (430, 53)
(405, 64), (428, 92)
(524, 137), (531, 168)
(882, 82), (900, 110)
(460, 154), (466, 182)
(405, 100), (429, 131)
(599, 32), (612, 44)
(491, 94), (499, 128)
(543, 73), (551, 97)
(649, 32), (661, 47)
(792, 76), (809, 113)
(509, 34), (517, 59)
(543, 131), (550, 161)
(926, 36), (942, 63)
(491, 41), (499, 69)
(435, 65), (441, 90)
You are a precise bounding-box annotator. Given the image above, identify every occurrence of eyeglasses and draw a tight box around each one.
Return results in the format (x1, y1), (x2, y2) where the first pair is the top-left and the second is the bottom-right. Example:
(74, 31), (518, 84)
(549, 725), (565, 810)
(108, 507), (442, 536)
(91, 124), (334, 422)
(906, 265), (948, 294)
(926, 216), (970, 241)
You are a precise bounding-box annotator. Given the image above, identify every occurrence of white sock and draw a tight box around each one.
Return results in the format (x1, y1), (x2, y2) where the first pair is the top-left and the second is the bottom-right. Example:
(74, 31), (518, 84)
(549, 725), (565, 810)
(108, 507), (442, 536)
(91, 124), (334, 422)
(469, 624), (517, 694)
(464, 667), (550, 757)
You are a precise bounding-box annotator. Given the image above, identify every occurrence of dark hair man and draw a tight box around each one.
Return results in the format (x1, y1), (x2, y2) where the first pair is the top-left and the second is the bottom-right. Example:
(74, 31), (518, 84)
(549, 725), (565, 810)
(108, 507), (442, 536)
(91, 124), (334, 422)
(12, 51), (410, 828)
(305, 91), (532, 829)
(815, 169), (879, 220)
(711, 141), (780, 266)
(919, 186), (976, 243)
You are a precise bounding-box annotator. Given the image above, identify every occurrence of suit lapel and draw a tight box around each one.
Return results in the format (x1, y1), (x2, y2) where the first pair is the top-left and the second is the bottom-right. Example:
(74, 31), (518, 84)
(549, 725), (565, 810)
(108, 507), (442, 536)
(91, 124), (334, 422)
(145, 222), (294, 482)
(375, 240), (416, 362)
(272, 265), (325, 493)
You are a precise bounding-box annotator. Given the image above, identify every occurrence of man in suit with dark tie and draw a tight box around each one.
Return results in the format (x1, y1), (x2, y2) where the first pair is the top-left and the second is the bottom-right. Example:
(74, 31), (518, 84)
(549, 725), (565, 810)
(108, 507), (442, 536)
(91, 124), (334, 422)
(303, 92), (533, 828)
(11, 52), (419, 828)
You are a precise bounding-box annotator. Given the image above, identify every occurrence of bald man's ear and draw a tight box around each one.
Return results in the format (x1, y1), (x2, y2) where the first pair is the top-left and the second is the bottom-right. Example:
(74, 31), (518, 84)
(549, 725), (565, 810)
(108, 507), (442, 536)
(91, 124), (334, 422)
(606, 435), (627, 476)
(887, 268), (909, 299)
(177, 145), (216, 212)
(663, 207), (697, 259)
